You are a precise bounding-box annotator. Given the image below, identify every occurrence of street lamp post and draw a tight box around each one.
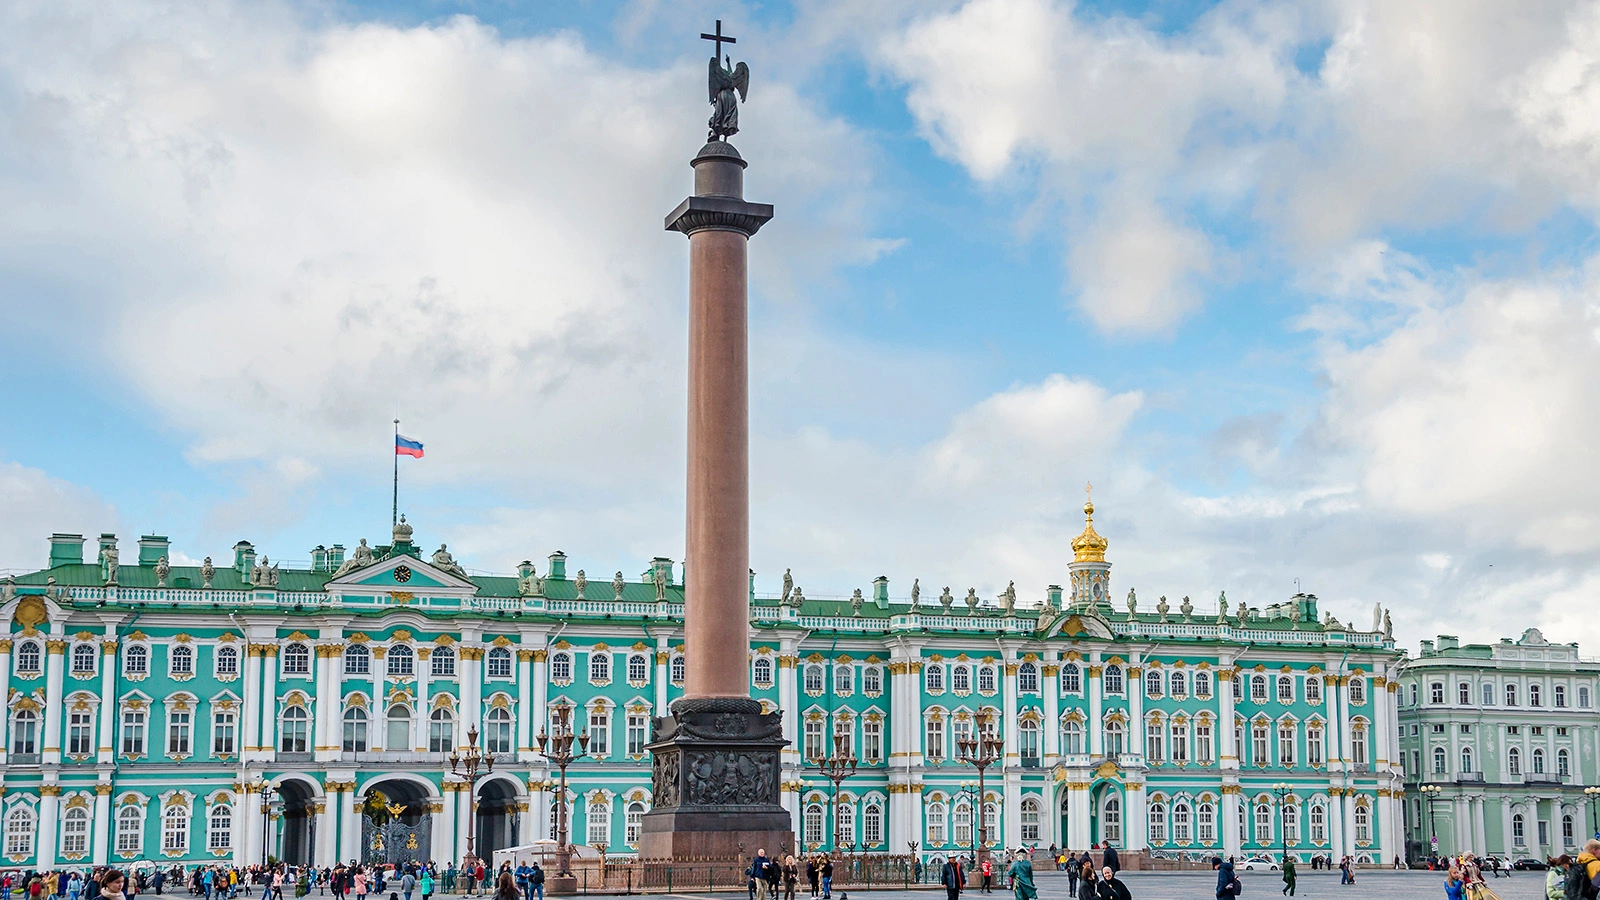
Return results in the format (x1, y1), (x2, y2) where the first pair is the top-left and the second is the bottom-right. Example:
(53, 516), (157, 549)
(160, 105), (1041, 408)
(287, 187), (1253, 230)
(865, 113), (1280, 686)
(450, 723), (497, 871)
(1585, 786), (1600, 840)
(1271, 783), (1293, 863)
(815, 730), (858, 858)
(254, 777), (277, 866)
(1419, 784), (1444, 857)
(538, 705), (589, 892)
(956, 713), (1004, 868)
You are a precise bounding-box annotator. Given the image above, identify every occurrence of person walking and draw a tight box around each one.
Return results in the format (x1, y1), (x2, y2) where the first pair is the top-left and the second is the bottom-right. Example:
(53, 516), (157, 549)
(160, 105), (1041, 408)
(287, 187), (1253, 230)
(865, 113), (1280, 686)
(805, 859), (819, 900)
(397, 872), (412, 900)
(491, 873), (517, 900)
(750, 850), (771, 900)
(1281, 854), (1297, 896)
(1101, 844), (1119, 876)
(940, 856), (964, 900)
(979, 859), (992, 895)
(416, 871), (430, 900)
(1065, 855), (1079, 898)
(781, 857), (797, 900)
(1443, 865), (1465, 900)
(1074, 863), (1097, 900)
(1214, 857), (1240, 899)
(1006, 852), (1035, 900)
(819, 858), (832, 900)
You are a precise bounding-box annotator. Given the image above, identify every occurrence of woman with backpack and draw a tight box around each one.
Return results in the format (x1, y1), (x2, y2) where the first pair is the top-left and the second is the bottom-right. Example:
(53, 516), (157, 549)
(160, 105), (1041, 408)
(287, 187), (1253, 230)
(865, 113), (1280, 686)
(1213, 858), (1240, 900)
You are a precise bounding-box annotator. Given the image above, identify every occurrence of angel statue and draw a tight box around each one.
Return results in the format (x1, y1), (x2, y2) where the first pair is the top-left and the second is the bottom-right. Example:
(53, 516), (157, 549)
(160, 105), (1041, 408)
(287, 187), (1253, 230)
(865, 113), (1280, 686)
(707, 55), (750, 141)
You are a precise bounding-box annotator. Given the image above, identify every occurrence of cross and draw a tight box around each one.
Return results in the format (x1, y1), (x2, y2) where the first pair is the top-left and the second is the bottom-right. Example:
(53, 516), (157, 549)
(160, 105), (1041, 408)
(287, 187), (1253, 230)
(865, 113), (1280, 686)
(1085, 481), (1093, 503)
(700, 19), (736, 60)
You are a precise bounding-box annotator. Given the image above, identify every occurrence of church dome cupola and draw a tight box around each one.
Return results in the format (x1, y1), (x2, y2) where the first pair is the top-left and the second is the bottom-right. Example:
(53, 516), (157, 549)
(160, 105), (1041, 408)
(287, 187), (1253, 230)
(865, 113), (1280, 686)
(1071, 498), (1109, 563)
(1067, 485), (1112, 611)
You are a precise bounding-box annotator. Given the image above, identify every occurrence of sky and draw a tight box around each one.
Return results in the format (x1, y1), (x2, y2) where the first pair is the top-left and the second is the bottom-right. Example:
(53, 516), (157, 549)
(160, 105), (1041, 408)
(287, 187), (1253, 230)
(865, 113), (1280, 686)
(3, 0), (1600, 654)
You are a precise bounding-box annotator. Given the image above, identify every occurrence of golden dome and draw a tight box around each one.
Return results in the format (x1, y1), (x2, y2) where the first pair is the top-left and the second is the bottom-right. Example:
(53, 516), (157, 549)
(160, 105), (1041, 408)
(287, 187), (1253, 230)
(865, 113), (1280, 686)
(1071, 497), (1108, 563)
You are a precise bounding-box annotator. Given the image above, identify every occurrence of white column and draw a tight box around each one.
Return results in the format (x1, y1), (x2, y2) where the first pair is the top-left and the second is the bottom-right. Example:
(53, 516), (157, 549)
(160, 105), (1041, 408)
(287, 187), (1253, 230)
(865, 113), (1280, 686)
(369, 649), (386, 750)
(518, 796), (536, 845)
(0, 640), (14, 765)
(458, 647), (482, 749)
(434, 794), (455, 866)
(1128, 656), (1144, 759)
(1501, 802), (1514, 857)
(1088, 654), (1105, 757)
(37, 787), (60, 869)
(1219, 667), (1238, 768)
(1003, 658), (1020, 761)
(779, 653), (799, 768)
(339, 787), (360, 863)
(1222, 789), (1242, 859)
(1043, 663), (1061, 761)
(456, 785), (473, 862)
(516, 649), (534, 760)
(1125, 781), (1147, 853)
(1455, 796), (1470, 856)
(42, 638), (67, 765)
(260, 646), (280, 760)
(1069, 782), (1092, 850)
(91, 785), (112, 866)
(535, 787), (551, 841)
(1001, 657), (1021, 850)
(1328, 790), (1345, 860)
(1338, 677), (1354, 766)
(1341, 791), (1356, 860)
(96, 641), (116, 764)
(1472, 796), (1487, 856)
(533, 649), (550, 741)
(314, 797), (336, 866)
(907, 660), (924, 766)
(1372, 671), (1392, 771)
(1324, 675), (1342, 770)
(243, 645), (263, 755)
(413, 650), (432, 752)
(315, 646), (339, 762)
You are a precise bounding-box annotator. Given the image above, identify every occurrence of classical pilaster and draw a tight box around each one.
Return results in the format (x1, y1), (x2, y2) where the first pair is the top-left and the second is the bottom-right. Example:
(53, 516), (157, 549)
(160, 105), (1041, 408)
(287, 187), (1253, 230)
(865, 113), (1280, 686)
(37, 783), (61, 869)
(42, 638), (67, 765)
(96, 640), (116, 765)
(315, 645), (341, 762)
(369, 647), (386, 750)
(1042, 663), (1061, 762)
(1124, 779), (1147, 853)
(778, 650), (799, 768)
(1128, 656), (1144, 759)
(413, 647), (432, 752)
(0, 639), (14, 766)
(338, 783), (360, 863)
(455, 782), (472, 862)
(516, 648), (535, 761)
(91, 783), (112, 866)
(259, 644), (279, 760)
(532, 648), (549, 743)
(1472, 795), (1487, 856)
(242, 645), (263, 755)
(313, 796), (334, 866)
(1068, 779), (1093, 850)
(1088, 653), (1105, 757)
(458, 646), (483, 749)
(431, 795), (452, 867)
(1001, 655), (1021, 849)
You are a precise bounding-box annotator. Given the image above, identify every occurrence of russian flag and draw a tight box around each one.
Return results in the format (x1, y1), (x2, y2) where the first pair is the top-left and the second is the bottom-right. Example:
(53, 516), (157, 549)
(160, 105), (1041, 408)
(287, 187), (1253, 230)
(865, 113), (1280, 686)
(395, 434), (425, 458)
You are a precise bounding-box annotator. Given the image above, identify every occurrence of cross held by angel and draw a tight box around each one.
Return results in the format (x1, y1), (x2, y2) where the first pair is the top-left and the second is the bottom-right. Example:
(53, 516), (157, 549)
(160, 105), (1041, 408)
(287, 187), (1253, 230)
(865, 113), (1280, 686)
(702, 20), (749, 141)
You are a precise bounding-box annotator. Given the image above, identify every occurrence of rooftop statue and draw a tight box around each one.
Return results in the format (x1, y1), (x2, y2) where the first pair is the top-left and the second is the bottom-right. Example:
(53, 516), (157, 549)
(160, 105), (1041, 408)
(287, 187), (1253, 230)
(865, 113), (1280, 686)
(574, 569), (587, 600)
(702, 21), (749, 141)
(780, 568), (793, 604)
(909, 578), (920, 608)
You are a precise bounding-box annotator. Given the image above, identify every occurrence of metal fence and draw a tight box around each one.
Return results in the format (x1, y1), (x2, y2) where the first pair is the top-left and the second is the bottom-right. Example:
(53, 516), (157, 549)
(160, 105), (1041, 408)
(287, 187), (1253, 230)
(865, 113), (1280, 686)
(561, 855), (944, 894)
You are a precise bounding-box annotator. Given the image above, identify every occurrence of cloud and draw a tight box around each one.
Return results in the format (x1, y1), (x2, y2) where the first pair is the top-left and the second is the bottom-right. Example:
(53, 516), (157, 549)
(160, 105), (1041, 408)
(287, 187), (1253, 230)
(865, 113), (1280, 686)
(0, 462), (118, 573)
(1066, 201), (1212, 333)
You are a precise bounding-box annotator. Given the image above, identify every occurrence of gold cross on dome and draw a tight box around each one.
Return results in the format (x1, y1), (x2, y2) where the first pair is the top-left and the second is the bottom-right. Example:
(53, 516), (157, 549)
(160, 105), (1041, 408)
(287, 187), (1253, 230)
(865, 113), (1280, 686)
(1085, 482), (1093, 503)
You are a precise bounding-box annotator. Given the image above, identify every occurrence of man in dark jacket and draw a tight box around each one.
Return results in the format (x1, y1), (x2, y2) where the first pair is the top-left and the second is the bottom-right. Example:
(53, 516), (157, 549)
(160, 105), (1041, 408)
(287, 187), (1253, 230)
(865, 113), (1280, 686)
(1101, 844), (1119, 875)
(940, 858), (964, 900)
(1214, 858), (1239, 900)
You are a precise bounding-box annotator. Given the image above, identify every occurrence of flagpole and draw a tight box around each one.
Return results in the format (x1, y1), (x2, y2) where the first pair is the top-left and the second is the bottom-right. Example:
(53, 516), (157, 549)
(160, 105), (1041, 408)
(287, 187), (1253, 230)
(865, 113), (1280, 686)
(393, 418), (400, 528)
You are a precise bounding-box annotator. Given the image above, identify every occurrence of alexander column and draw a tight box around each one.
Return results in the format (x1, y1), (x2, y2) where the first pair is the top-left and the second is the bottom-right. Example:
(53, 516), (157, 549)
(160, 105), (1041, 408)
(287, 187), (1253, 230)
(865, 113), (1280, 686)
(638, 22), (792, 859)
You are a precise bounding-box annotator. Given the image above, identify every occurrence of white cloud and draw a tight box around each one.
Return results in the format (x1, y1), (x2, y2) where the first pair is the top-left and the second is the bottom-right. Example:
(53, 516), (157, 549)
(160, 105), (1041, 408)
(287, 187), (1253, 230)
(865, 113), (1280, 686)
(1066, 201), (1212, 333)
(0, 462), (118, 574)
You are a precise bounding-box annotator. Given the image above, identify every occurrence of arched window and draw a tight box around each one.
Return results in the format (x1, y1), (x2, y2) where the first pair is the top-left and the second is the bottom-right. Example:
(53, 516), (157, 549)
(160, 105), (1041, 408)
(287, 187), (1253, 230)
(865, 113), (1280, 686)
(1506, 684), (1519, 706)
(952, 666), (971, 694)
(343, 644), (370, 675)
(836, 800), (855, 845)
(1061, 720), (1084, 755)
(586, 797), (610, 846)
(62, 806), (89, 854)
(1019, 720), (1040, 763)
(162, 805), (190, 854)
(1170, 671), (1187, 698)
(1348, 678), (1366, 705)
(1018, 663), (1038, 693)
(952, 801), (972, 847)
(386, 704), (411, 751)
(1430, 681), (1444, 704)
(1350, 721), (1368, 766)
(1231, 674), (1242, 701)
(1558, 748), (1571, 778)
(281, 643), (310, 675)
(216, 646), (239, 676)
(1580, 686), (1592, 708)
(865, 800), (885, 845)
(1530, 684), (1543, 707)
(279, 706), (309, 753)
(485, 707), (512, 754)
(1146, 670), (1164, 697)
(486, 647), (512, 679)
(835, 664), (853, 695)
(170, 645), (194, 676)
(1105, 720), (1125, 756)
(1102, 795), (1121, 843)
(1254, 802), (1272, 845)
(1508, 746), (1522, 776)
(1513, 813), (1526, 846)
(1353, 803), (1370, 843)
(428, 708), (454, 753)
(1555, 685), (1567, 707)
(1198, 803), (1216, 845)
(1277, 675), (1294, 703)
(386, 644), (415, 676)
(1148, 802), (1167, 844)
(1564, 814), (1575, 846)
(1310, 804), (1327, 844)
(116, 805), (143, 854)
(550, 652), (572, 683)
(1172, 801), (1191, 843)
(626, 653), (647, 683)
(925, 801), (947, 845)
(1283, 803), (1299, 845)
(1251, 675), (1268, 703)
(71, 644), (97, 674)
(752, 658), (774, 688)
(15, 641), (41, 674)
(1433, 746), (1446, 774)
(431, 646), (457, 677)
(1305, 676), (1321, 705)
(5, 806), (35, 856)
(1061, 663), (1081, 693)
(1195, 670), (1211, 698)
(208, 804), (232, 851)
(863, 666), (883, 695)
(1532, 747), (1546, 775)
(925, 664), (945, 693)
(669, 655), (686, 684)
(805, 803), (826, 845)
(589, 652), (610, 683)
(1458, 682), (1471, 704)
(625, 802), (645, 846)
(1461, 747), (1473, 774)
(804, 664), (825, 694)
(342, 706), (369, 752)
(12, 709), (38, 755)
(124, 645), (148, 676)
(1104, 665), (1124, 694)
(976, 665), (996, 694)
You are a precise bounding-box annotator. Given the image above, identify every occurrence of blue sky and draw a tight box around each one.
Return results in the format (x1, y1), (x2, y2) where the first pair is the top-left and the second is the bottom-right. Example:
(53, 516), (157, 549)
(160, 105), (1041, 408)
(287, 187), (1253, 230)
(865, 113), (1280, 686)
(4, 0), (1600, 651)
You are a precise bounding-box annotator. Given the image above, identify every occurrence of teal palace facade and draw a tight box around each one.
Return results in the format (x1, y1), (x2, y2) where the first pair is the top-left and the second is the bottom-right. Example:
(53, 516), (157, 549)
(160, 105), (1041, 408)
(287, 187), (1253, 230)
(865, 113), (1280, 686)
(0, 502), (1404, 869)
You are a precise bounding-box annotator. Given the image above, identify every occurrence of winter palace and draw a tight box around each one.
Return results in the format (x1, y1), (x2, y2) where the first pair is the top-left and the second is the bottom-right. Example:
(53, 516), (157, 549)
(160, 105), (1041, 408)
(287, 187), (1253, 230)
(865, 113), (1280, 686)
(0, 502), (1410, 870)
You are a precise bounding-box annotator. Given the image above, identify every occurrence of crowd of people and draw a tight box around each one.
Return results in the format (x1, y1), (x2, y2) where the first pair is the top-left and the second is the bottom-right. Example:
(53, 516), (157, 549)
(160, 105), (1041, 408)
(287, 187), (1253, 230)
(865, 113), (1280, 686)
(0, 859), (549, 900)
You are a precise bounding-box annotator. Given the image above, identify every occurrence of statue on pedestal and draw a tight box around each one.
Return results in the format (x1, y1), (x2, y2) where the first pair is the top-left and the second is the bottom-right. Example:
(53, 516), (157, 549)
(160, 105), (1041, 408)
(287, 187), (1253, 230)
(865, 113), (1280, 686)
(780, 568), (793, 604)
(200, 557), (215, 589)
(574, 569), (587, 600)
(910, 578), (921, 609)
(154, 556), (170, 588)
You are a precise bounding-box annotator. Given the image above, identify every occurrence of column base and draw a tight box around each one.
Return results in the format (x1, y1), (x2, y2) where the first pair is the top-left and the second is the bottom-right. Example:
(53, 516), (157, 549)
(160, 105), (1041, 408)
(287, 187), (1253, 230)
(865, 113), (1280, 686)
(545, 875), (579, 896)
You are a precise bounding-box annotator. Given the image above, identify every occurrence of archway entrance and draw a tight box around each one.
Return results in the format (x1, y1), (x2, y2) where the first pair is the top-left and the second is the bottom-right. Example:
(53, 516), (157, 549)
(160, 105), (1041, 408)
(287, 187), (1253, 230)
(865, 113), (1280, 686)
(361, 778), (433, 865)
(277, 779), (318, 866)
(1059, 792), (1070, 850)
(475, 778), (520, 859)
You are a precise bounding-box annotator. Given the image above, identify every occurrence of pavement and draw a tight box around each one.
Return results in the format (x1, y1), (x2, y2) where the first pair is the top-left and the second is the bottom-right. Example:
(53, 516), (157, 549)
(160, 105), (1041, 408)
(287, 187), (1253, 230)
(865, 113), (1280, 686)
(551, 868), (1550, 900)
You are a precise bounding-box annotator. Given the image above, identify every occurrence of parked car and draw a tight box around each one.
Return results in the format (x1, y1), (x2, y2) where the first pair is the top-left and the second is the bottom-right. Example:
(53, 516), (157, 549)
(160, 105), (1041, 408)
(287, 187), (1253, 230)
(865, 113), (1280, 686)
(1511, 858), (1549, 871)
(1239, 855), (1281, 871)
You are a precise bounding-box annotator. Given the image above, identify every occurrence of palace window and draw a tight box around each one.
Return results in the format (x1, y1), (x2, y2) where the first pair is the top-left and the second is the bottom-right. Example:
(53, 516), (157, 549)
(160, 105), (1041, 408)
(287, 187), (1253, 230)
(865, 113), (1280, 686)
(1102, 795), (1121, 843)
(586, 798), (610, 846)
(670, 655), (686, 684)
(1431, 682), (1445, 704)
(1307, 724), (1323, 767)
(1255, 802), (1272, 845)
(865, 800), (885, 845)
(281, 643), (310, 675)
(167, 708), (192, 755)
(1530, 684), (1543, 707)
(832, 717), (853, 759)
(1482, 683), (1495, 706)
(1146, 670), (1163, 697)
(587, 708), (610, 757)
(485, 707), (512, 754)
(1018, 663), (1038, 694)
(835, 664), (853, 696)
(432, 646), (457, 677)
(1232, 675), (1242, 701)
(952, 801), (972, 847)
(1171, 722), (1188, 763)
(1461, 747), (1473, 774)
(626, 653), (648, 684)
(589, 652), (610, 684)
(924, 718), (945, 762)
(1195, 670), (1211, 698)
(1061, 720), (1084, 755)
(1148, 802), (1167, 844)
(11, 709), (37, 755)
(1580, 687), (1592, 708)
(1533, 747), (1546, 775)
(862, 718), (882, 763)
(625, 802), (645, 846)
(1433, 747), (1447, 774)
(208, 804), (232, 851)
(162, 805), (189, 855)
(626, 714), (648, 757)
(1354, 803), (1370, 843)
(1251, 724), (1269, 767)
(1459, 683), (1471, 704)
(1506, 684), (1519, 706)
(863, 666), (883, 696)
(171, 645), (194, 676)
(1019, 720), (1039, 764)
(1278, 676), (1294, 703)
(1555, 685), (1567, 708)
(805, 719), (825, 761)
(550, 653), (572, 683)
(216, 646), (239, 677)
(1509, 746), (1522, 776)
(1146, 721), (1164, 763)
(1278, 724), (1296, 767)
(1559, 748), (1570, 778)
(926, 665), (945, 693)
(1104, 665), (1124, 694)
(1251, 675), (1268, 703)
(1170, 671), (1187, 699)
(952, 666), (971, 694)
(752, 658), (774, 688)
(429, 708), (455, 753)
(279, 706), (308, 753)
(486, 647), (512, 678)
(121, 708), (146, 756)
(977, 665), (996, 694)
(1350, 722), (1368, 766)
(1310, 804), (1326, 844)
(1304, 676), (1320, 705)
(1105, 720), (1125, 756)
(1173, 801), (1191, 844)
(1198, 803), (1216, 845)
(124, 645), (148, 676)
(68, 709), (94, 756)
(116, 805), (143, 854)
(5, 807), (35, 857)
(804, 664), (825, 694)
(1565, 815), (1576, 847)
(806, 803), (827, 846)
(1513, 813), (1526, 846)
(62, 806), (89, 855)
(836, 801), (855, 846)
(71, 644), (97, 675)
(1196, 723), (1213, 764)
(1061, 664), (1081, 694)
(15, 641), (40, 675)
(386, 644), (414, 677)
(953, 717), (972, 750)
(1283, 803), (1299, 845)
(342, 707), (368, 752)
(343, 645), (369, 676)
(1348, 678), (1366, 704)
